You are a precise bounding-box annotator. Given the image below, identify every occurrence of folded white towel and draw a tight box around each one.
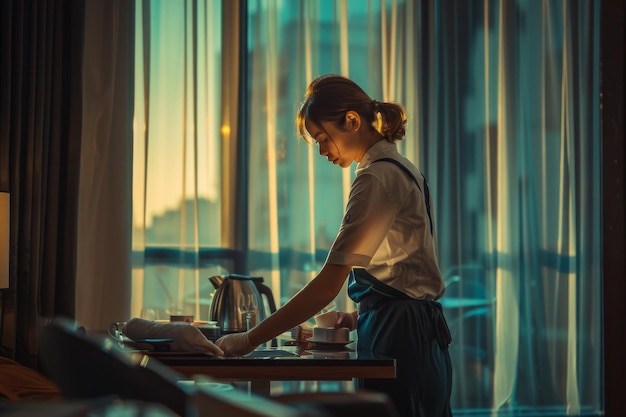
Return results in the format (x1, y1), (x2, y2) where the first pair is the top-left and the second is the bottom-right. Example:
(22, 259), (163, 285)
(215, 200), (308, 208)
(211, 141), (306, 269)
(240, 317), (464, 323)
(122, 318), (224, 356)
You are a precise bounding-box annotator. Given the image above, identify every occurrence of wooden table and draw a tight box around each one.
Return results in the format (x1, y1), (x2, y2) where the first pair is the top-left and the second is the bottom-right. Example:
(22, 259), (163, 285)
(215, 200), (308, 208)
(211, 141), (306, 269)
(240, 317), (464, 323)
(146, 345), (396, 397)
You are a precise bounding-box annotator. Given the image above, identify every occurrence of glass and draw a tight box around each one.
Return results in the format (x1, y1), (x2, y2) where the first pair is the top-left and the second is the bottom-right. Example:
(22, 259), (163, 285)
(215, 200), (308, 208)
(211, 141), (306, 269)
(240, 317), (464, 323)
(238, 293), (258, 332)
(140, 308), (159, 321)
(165, 302), (185, 317)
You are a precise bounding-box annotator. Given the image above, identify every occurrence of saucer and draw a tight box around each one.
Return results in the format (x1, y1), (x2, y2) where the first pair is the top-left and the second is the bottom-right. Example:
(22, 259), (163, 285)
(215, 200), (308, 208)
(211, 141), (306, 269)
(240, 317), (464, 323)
(307, 338), (353, 347)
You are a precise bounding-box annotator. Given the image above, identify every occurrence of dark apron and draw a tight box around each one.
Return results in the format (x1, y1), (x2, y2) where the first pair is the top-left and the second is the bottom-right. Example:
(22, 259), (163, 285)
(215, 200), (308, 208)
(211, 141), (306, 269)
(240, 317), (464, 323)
(348, 268), (453, 417)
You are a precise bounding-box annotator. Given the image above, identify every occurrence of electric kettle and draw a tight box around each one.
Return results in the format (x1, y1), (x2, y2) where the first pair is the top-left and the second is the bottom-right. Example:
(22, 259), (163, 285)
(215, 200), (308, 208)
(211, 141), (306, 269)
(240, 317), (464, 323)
(208, 274), (277, 334)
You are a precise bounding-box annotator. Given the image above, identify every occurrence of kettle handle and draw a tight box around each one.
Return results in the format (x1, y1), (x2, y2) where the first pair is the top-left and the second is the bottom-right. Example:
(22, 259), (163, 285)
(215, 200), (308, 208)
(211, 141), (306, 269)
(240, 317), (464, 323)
(254, 282), (277, 314)
(250, 278), (278, 347)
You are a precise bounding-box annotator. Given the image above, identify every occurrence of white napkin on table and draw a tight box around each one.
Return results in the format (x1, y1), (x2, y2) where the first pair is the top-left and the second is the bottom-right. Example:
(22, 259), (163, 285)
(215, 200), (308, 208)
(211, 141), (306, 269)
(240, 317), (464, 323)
(122, 318), (224, 356)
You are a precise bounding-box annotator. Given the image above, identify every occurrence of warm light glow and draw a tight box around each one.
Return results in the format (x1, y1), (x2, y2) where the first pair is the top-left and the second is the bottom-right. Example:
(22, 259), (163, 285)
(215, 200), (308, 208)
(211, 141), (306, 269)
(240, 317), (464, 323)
(0, 192), (9, 289)
(220, 124), (231, 136)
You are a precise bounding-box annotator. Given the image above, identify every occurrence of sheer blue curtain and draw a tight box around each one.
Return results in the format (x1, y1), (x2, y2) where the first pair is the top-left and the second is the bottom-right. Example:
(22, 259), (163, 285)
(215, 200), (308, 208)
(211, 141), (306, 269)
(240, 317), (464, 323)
(132, 0), (228, 321)
(413, 2), (602, 413)
(244, 0), (601, 414)
(133, 0), (602, 414)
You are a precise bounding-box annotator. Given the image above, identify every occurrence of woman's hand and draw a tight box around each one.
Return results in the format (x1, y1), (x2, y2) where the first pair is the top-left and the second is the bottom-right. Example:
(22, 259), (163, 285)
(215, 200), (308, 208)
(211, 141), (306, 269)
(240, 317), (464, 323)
(215, 332), (257, 357)
(335, 311), (358, 331)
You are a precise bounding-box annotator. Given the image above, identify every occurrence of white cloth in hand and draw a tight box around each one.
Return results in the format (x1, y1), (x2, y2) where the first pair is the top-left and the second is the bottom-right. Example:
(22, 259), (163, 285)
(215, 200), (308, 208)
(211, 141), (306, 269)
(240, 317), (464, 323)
(122, 318), (224, 356)
(215, 332), (256, 357)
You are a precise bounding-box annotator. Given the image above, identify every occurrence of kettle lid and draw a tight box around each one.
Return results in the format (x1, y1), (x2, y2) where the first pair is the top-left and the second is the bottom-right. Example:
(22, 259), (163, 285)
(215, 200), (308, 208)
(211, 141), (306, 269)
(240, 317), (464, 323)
(208, 274), (254, 289)
(224, 274), (254, 280)
(209, 274), (264, 283)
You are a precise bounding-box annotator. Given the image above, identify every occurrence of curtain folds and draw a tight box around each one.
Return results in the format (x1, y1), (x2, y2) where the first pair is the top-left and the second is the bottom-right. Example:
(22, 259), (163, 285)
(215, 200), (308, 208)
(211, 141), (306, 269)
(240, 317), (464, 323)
(0, 0), (85, 367)
(244, 0), (602, 413)
(132, 0), (227, 321)
(75, 0), (134, 331)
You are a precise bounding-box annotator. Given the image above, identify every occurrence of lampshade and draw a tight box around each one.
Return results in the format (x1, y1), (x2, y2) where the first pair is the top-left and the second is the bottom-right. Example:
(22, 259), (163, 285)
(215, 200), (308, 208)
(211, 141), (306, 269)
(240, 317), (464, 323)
(0, 192), (9, 289)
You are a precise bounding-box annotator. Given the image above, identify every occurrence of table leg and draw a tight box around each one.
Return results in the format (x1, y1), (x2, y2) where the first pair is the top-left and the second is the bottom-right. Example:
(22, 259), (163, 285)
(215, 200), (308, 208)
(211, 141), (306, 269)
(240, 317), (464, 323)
(249, 380), (271, 397)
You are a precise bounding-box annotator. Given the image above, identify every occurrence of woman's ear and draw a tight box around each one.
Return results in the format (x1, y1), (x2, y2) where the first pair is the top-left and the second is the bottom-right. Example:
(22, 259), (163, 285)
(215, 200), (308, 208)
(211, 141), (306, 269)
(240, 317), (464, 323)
(345, 111), (361, 131)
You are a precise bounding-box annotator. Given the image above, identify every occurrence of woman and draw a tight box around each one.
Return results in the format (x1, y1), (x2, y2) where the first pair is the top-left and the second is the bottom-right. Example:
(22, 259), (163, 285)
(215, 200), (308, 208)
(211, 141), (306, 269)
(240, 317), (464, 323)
(216, 74), (453, 417)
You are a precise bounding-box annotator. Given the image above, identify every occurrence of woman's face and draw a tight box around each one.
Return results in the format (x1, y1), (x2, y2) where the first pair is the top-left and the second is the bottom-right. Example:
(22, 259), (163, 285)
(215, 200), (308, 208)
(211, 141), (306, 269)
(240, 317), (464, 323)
(305, 117), (365, 168)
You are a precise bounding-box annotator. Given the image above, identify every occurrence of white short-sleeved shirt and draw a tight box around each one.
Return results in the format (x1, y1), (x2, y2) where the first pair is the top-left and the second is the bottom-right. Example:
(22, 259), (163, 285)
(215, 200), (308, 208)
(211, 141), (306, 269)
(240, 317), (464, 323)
(326, 140), (445, 300)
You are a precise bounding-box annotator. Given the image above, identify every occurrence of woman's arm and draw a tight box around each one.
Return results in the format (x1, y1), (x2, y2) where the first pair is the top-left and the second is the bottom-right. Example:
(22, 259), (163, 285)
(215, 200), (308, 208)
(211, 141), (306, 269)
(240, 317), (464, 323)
(247, 263), (353, 346)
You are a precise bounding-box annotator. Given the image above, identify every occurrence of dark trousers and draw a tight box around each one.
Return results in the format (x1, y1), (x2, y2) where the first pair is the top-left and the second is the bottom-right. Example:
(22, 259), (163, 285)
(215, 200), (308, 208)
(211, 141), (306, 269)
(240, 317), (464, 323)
(356, 297), (453, 417)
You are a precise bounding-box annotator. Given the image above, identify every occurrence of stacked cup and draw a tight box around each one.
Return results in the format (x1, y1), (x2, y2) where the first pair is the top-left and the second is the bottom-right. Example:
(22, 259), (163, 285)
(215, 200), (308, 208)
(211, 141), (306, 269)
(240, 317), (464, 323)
(311, 311), (350, 343)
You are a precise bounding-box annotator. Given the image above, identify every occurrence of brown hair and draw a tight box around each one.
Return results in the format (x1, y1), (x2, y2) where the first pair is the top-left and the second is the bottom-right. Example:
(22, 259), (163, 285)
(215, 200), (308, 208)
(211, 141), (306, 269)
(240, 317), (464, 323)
(296, 74), (407, 143)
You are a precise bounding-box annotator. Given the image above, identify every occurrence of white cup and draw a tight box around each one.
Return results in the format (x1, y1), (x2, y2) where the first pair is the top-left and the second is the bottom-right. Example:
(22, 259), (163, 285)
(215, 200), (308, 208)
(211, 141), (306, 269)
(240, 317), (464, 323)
(314, 311), (338, 328)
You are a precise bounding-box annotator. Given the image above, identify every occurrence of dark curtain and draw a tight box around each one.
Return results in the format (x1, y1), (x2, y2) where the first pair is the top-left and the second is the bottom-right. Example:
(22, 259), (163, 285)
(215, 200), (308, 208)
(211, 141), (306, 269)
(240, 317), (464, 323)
(601, 2), (626, 416)
(0, 0), (85, 368)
